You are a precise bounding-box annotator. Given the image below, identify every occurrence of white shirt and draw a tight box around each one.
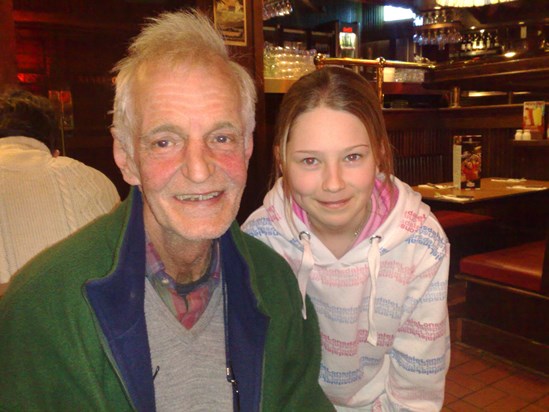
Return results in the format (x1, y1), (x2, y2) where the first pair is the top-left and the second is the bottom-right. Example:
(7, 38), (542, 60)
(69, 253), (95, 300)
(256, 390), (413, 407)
(0, 136), (120, 282)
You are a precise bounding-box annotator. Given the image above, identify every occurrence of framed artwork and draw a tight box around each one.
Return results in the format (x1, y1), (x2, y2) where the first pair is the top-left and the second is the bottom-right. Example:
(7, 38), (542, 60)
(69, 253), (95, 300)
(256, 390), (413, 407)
(213, 0), (247, 46)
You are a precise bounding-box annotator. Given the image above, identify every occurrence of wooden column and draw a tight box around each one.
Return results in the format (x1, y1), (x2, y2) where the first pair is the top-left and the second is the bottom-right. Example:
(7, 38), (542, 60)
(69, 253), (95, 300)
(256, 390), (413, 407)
(0, 0), (17, 87)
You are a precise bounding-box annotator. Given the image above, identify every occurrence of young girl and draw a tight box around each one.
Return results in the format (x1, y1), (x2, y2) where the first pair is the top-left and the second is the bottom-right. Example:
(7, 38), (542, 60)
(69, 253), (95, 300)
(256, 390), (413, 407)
(243, 67), (450, 411)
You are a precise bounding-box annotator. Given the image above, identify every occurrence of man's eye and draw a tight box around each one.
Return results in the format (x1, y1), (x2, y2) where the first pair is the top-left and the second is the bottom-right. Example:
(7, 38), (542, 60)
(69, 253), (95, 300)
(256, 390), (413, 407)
(213, 134), (231, 144)
(153, 139), (172, 149)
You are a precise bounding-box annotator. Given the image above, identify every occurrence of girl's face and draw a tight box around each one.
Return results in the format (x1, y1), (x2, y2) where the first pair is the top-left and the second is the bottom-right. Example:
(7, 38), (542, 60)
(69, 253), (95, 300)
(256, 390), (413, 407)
(285, 106), (378, 238)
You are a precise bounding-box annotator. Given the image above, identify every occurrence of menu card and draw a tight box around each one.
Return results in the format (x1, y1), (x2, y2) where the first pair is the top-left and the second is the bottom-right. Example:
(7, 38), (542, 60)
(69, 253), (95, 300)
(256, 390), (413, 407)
(453, 135), (482, 189)
(523, 101), (546, 140)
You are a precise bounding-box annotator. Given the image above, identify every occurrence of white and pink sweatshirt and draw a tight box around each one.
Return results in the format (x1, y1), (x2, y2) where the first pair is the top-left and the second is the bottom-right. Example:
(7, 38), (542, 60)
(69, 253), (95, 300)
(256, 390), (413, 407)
(242, 175), (450, 411)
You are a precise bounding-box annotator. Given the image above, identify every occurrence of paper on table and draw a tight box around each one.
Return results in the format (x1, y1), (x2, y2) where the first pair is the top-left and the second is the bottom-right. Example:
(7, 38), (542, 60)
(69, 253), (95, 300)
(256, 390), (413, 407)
(491, 178), (527, 183)
(507, 185), (547, 191)
(418, 183), (455, 190)
(434, 194), (474, 203)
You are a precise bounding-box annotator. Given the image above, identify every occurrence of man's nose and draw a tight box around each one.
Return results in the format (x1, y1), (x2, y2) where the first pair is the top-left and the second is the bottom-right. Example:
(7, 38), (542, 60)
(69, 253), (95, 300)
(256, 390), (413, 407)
(181, 140), (215, 182)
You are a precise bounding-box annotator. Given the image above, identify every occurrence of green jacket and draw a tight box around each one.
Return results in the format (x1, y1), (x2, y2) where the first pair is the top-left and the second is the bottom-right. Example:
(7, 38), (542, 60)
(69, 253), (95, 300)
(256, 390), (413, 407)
(0, 189), (334, 412)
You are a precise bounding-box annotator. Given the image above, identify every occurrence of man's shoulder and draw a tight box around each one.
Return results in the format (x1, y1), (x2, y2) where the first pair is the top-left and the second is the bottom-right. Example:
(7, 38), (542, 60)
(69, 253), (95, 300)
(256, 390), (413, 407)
(229, 224), (302, 311)
(233, 224), (291, 269)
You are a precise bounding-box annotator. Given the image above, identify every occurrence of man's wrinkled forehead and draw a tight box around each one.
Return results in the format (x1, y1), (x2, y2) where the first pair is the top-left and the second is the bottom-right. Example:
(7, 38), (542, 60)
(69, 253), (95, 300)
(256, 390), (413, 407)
(133, 59), (240, 106)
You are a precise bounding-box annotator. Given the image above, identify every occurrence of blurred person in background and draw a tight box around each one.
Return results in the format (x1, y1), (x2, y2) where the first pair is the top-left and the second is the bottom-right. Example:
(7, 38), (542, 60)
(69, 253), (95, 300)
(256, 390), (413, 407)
(0, 88), (119, 285)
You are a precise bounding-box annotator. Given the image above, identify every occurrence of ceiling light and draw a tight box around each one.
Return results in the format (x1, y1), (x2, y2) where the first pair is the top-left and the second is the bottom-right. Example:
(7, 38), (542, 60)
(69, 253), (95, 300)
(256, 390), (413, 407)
(436, 0), (518, 7)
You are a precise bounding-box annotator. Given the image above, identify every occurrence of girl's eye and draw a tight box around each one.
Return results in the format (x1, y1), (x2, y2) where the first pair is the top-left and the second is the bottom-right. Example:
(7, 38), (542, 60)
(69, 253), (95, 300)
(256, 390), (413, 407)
(345, 153), (362, 162)
(302, 157), (318, 166)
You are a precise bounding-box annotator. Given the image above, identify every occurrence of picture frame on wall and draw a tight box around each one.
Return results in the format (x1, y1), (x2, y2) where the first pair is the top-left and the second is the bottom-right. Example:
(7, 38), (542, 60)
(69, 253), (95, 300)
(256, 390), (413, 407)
(213, 0), (247, 46)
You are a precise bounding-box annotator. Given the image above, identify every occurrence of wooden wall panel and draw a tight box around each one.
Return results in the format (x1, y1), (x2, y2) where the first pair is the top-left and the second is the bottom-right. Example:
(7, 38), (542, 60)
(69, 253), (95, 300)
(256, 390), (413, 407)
(389, 128), (451, 185)
(383, 104), (547, 186)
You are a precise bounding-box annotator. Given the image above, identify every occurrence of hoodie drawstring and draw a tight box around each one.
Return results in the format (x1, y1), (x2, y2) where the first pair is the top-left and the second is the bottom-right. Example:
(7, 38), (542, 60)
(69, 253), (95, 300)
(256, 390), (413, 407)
(367, 235), (382, 346)
(297, 231), (314, 319)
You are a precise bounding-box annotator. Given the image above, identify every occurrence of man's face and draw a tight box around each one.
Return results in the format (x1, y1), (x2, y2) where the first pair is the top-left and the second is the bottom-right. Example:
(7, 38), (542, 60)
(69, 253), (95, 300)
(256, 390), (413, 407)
(114, 62), (253, 243)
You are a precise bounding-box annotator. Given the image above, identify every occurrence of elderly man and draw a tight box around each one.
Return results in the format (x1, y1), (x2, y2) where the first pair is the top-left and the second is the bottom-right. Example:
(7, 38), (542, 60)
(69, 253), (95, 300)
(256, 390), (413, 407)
(0, 10), (334, 412)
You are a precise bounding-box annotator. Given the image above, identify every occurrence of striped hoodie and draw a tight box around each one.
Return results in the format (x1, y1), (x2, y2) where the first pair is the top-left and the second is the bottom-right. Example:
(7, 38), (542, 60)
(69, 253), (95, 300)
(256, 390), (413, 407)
(242, 175), (450, 411)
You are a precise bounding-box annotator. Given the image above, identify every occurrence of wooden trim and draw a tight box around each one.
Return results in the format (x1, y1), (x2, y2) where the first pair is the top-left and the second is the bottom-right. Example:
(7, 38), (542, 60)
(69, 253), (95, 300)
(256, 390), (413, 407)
(512, 140), (549, 146)
(456, 273), (549, 300)
(429, 54), (549, 93)
(12, 10), (137, 32)
(383, 104), (526, 130)
(457, 318), (549, 375)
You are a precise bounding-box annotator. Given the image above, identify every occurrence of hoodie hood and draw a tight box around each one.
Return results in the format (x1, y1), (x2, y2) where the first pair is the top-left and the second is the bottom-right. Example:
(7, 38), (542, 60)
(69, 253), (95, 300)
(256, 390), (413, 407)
(253, 175), (431, 345)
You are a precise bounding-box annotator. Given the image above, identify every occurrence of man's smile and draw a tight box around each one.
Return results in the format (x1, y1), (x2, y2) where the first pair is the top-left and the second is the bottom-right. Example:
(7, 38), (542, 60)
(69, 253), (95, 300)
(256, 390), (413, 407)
(175, 191), (221, 201)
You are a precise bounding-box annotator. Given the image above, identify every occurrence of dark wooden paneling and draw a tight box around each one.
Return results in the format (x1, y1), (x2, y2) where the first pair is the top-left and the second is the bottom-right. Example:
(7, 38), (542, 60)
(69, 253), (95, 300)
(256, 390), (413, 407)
(389, 128), (450, 185)
(513, 143), (549, 180)
(0, 0), (18, 86)
(383, 104), (547, 185)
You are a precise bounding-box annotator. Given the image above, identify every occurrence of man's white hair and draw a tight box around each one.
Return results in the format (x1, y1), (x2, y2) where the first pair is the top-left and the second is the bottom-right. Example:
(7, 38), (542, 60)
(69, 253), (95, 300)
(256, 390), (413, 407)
(111, 9), (257, 153)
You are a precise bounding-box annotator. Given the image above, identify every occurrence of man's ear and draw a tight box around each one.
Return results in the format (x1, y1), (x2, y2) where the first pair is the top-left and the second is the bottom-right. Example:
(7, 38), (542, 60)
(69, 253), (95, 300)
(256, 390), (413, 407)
(112, 136), (141, 186)
(245, 135), (254, 163)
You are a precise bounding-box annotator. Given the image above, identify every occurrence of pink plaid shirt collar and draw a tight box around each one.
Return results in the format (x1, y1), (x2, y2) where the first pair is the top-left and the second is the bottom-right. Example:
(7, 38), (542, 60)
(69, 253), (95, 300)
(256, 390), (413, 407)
(145, 238), (221, 329)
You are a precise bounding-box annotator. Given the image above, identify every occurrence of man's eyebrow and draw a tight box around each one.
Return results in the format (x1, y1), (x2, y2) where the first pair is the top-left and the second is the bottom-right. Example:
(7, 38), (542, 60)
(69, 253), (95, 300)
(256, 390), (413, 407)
(141, 124), (185, 140)
(141, 122), (242, 139)
(208, 121), (242, 134)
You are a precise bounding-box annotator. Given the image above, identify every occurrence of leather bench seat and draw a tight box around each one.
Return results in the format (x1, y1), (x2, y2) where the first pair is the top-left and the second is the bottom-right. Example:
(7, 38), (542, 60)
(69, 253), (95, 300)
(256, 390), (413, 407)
(433, 210), (494, 230)
(434, 210), (498, 279)
(459, 240), (545, 292)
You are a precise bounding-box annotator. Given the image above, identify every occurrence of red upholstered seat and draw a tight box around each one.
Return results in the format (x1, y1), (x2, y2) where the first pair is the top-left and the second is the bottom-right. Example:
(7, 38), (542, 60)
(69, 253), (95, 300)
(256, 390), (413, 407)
(433, 210), (494, 230)
(459, 241), (545, 292)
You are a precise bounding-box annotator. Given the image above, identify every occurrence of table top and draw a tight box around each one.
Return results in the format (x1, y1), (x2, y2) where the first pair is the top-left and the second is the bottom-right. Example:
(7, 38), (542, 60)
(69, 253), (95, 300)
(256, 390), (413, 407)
(413, 178), (549, 204)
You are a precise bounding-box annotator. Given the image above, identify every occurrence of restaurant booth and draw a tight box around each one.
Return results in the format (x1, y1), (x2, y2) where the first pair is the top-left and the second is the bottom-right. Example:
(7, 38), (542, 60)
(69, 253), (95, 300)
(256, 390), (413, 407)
(1, 0), (548, 380)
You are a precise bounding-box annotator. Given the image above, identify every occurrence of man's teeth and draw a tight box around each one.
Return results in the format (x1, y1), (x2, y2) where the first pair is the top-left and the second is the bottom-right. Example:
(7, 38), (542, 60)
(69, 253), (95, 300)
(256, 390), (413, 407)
(176, 192), (220, 201)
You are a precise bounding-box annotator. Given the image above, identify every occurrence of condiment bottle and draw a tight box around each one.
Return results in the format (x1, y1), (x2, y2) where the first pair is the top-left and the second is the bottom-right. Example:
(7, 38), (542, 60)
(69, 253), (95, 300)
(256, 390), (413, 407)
(522, 130), (531, 140)
(514, 129), (523, 140)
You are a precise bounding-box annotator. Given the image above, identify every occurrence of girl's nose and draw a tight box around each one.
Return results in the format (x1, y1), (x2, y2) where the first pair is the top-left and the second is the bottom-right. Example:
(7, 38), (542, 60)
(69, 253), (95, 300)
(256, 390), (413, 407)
(322, 163), (345, 192)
